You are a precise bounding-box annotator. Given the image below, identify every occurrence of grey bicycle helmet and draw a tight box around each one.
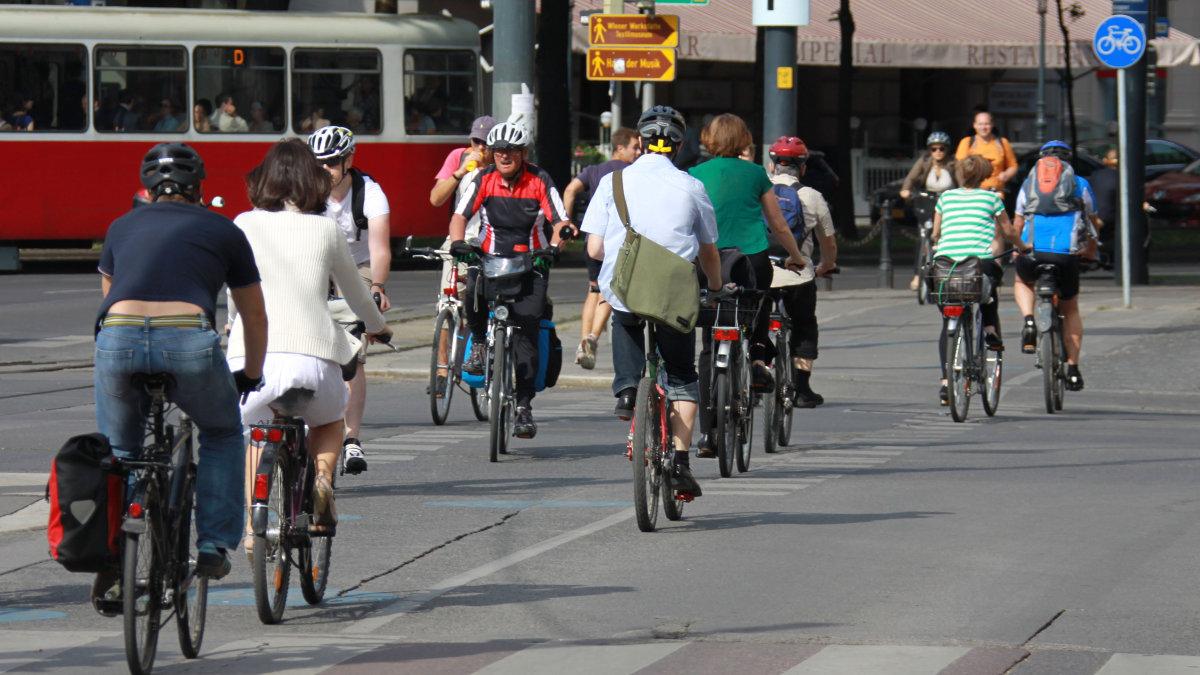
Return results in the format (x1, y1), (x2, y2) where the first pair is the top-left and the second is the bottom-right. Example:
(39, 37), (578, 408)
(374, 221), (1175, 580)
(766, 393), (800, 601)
(307, 125), (355, 161)
(926, 131), (952, 147)
(140, 142), (205, 199)
(637, 105), (686, 153)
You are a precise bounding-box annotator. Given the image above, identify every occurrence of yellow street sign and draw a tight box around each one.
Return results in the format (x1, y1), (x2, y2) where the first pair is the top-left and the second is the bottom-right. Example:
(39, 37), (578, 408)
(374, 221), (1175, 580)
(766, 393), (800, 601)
(586, 47), (677, 82)
(776, 66), (794, 89)
(588, 14), (679, 48)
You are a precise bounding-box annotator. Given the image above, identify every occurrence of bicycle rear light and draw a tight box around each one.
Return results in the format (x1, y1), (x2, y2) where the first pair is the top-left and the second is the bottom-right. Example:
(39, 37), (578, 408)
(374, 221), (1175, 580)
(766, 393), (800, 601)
(266, 428), (284, 443)
(769, 319), (782, 331)
(127, 502), (143, 519)
(941, 306), (964, 318)
(713, 328), (740, 342)
(254, 473), (270, 501)
(250, 427), (265, 442)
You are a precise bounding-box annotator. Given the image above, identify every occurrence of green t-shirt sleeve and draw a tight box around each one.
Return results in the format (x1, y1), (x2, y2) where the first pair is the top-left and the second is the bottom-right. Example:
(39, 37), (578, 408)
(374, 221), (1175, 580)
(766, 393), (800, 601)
(991, 192), (1004, 217)
(756, 164), (773, 196)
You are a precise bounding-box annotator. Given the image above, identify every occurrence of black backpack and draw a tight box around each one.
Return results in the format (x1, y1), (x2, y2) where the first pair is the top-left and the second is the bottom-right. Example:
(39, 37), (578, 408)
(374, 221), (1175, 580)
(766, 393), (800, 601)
(47, 433), (124, 572)
(348, 167), (377, 241)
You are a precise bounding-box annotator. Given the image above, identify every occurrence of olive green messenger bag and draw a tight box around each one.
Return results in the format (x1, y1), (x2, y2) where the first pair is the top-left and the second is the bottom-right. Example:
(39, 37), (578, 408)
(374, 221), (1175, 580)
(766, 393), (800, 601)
(609, 168), (700, 333)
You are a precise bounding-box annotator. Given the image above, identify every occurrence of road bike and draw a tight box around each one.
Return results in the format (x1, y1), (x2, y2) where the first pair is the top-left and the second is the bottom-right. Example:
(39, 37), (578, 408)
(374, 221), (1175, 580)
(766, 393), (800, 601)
(1096, 25), (1143, 57)
(117, 373), (206, 675)
(248, 389), (336, 624)
(475, 247), (559, 462)
(402, 241), (486, 425)
(704, 288), (763, 477)
(932, 255), (1006, 422)
(627, 320), (691, 532)
(912, 191), (939, 305)
(1032, 260), (1068, 414)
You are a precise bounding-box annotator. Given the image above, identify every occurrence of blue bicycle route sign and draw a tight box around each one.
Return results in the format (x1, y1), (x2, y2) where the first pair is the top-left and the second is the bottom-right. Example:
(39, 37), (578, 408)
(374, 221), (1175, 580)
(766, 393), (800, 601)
(1093, 14), (1147, 68)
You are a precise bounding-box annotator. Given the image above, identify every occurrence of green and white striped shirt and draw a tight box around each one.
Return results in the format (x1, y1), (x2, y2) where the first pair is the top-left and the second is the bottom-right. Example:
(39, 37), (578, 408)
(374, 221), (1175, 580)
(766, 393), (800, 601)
(933, 188), (1003, 261)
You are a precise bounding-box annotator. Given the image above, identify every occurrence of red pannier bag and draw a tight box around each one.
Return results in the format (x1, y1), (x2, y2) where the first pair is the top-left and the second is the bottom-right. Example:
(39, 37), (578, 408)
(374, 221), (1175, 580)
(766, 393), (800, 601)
(47, 433), (124, 572)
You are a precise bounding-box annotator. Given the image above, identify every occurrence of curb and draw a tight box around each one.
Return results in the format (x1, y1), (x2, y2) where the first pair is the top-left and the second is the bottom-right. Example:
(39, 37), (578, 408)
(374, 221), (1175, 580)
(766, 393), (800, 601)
(366, 367), (612, 390)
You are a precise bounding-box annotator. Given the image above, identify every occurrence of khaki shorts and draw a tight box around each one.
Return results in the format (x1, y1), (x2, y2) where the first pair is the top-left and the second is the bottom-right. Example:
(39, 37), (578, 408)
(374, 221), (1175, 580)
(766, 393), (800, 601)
(332, 264), (375, 363)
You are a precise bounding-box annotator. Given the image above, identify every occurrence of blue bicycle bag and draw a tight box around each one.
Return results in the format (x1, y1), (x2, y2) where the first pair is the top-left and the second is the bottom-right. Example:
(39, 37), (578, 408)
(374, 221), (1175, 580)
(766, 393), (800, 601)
(461, 319), (561, 392)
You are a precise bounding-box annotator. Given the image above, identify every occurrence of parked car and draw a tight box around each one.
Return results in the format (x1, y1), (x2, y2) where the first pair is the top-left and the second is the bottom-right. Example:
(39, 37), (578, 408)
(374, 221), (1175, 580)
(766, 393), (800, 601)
(1145, 159), (1200, 228)
(1083, 138), (1200, 181)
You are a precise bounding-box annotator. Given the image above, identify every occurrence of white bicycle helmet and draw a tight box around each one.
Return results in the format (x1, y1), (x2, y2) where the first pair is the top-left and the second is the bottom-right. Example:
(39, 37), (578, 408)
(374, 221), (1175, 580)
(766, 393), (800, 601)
(307, 125), (355, 161)
(486, 115), (531, 150)
(926, 131), (952, 148)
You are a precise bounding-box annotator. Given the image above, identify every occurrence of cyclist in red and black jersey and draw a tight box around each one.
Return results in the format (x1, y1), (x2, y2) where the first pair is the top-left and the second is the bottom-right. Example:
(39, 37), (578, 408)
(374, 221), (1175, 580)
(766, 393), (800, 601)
(450, 116), (573, 438)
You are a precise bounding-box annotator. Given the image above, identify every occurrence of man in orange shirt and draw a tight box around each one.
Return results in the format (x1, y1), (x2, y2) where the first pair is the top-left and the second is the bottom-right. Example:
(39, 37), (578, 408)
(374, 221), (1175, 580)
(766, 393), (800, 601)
(955, 110), (1018, 196)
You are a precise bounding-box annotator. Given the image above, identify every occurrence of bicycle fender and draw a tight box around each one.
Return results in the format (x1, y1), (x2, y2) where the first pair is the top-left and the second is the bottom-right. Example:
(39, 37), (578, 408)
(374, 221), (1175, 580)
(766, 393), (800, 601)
(250, 442), (281, 536)
(944, 317), (960, 334)
(714, 340), (733, 370)
(1035, 303), (1053, 333)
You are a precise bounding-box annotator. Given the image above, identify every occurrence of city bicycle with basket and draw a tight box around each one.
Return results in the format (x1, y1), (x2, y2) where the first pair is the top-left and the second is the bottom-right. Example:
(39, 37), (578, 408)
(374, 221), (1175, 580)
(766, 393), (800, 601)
(114, 374), (206, 675)
(401, 238), (486, 425)
(928, 252), (1011, 422)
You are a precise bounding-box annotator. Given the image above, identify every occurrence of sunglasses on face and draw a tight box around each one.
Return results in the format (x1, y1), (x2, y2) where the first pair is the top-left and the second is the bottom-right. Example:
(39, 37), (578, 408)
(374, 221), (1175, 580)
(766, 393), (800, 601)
(930, 146), (947, 152)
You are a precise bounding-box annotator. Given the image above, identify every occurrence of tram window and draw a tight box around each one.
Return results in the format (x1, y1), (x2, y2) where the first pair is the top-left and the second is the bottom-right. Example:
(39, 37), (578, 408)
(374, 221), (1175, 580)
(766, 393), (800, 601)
(194, 46), (285, 134)
(0, 44), (87, 132)
(292, 49), (381, 135)
(403, 50), (476, 136)
(94, 46), (187, 133)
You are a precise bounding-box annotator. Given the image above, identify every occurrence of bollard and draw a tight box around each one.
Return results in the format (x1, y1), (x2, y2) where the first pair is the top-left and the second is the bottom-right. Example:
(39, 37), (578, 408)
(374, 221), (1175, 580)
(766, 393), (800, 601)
(878, 199), (894, 289)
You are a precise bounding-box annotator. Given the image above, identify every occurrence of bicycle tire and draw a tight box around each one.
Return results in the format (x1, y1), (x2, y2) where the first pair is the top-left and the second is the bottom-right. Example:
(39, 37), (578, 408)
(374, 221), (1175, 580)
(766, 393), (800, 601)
(714, 369), (733, 478)
(661, 459), (686, 521)
(630, 378), (660, 533)
(947, 320), (971, 422)
(980, 348), (1003, 417)
(299, 457), (333, 605)
(175, 463), (206, 659)
(737, 398), (754, 473)
(253, 452), (290, 624)
(488, 333), (506, 463)
(429, 309), (457, 426)
(1053, 325), (1066, 411)
(470, 386), (487, 422)
(762, 379), (777, 455)
(777, 327), (795, 447)
(1039, 330), (1056, 415)
(123, 514), (161, 675)
(917, 238), (931, 305)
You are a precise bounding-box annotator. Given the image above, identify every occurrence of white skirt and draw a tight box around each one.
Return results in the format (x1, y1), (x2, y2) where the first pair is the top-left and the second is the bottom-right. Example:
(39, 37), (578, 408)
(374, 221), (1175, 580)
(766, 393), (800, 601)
(228, 353), (348, 427)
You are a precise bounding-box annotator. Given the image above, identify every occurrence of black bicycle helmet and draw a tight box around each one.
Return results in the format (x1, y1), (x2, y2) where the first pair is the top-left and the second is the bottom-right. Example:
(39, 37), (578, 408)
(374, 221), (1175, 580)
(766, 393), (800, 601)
(637, 105), (686, 154)
(140, 142), (205, 199)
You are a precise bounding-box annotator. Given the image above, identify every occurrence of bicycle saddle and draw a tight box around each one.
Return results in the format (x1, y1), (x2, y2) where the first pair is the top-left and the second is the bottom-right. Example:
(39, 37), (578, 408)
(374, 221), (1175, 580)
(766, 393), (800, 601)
(130, 373), (175, 391)
(269, 387), (316, 418)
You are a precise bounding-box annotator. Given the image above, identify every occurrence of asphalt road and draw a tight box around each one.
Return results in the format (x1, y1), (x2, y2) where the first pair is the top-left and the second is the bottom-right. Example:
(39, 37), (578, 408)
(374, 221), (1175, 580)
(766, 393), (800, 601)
(1, 269), (1198, 674)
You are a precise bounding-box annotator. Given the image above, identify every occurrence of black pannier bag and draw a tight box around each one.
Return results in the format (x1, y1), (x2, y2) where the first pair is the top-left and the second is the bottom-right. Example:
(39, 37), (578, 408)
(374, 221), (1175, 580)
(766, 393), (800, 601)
(47, 433), (124, 572)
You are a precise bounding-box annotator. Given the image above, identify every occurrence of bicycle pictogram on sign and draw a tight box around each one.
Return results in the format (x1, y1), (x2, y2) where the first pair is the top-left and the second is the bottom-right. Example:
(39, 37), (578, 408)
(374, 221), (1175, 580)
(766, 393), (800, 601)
(1092, 15), (1146, 69)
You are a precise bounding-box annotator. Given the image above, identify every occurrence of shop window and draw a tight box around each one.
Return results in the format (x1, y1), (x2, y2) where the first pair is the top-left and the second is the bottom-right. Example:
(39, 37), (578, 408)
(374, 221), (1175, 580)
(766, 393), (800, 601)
(194, 46), (285, 134)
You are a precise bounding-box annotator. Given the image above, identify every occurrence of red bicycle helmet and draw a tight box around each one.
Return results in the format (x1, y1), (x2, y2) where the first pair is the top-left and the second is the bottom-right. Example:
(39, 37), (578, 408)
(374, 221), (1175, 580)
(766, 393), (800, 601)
(769, 136), (809, 163)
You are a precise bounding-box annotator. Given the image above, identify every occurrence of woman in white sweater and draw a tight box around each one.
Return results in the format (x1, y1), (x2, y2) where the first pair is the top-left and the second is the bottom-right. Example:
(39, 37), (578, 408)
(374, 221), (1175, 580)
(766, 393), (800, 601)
(227, 139), (391, 543)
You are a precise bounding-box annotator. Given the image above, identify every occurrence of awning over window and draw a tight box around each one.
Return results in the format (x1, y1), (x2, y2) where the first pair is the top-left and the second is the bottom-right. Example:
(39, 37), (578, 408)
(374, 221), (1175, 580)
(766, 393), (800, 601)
(572, 0), (1199, 68)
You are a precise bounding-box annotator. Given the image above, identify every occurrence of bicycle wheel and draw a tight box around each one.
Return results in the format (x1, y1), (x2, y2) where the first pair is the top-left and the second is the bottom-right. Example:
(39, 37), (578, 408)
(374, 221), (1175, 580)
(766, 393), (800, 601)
(714, 368), (733, 478)
(300, 458), (333, 605)
(916, 239), (931, 305)
(253, 451), (290, 624)
(980, 346), (1003, 417)
(946, 322), (971, 422)
(175, 465), (207, 659)
(470, 386), (487, 421)
(762, 380), (777, 455)
(736, 397), (754, 473)
(1038, 330), (1056, 415)
(1053, 325), (1066, 411)
(429, 309), (457, 426)
(123, 506), (161, 675)
(630, 378), (660, 533)
(488, 335), (507, 463)
(775, 326), (795, 448)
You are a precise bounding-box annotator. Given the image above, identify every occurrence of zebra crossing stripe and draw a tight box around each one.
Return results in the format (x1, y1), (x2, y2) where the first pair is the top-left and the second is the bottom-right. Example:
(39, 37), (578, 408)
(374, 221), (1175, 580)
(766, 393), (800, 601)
(473, 641), (686, 675)
(782, 644), (970, 674)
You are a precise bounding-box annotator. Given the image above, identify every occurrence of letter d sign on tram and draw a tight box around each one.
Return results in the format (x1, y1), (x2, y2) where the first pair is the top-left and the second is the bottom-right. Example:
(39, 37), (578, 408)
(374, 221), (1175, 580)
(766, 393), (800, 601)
(1093, 14), (1146, 68)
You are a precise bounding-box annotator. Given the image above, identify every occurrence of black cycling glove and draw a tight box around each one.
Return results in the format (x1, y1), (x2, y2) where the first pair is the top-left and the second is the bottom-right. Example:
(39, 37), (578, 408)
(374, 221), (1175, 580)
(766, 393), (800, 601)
(449, 240), (477, 264)
(232, 369), (263, 404)
(534, 247), (559, 273)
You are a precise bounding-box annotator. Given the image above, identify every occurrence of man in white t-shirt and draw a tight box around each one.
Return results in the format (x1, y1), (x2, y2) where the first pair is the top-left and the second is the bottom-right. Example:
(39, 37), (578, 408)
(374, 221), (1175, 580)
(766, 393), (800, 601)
(307, 125), (391, 475)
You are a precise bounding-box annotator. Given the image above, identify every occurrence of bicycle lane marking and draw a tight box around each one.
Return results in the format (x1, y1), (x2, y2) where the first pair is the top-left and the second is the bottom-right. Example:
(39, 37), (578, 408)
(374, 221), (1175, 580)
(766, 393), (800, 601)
(340, 508), (634, 635)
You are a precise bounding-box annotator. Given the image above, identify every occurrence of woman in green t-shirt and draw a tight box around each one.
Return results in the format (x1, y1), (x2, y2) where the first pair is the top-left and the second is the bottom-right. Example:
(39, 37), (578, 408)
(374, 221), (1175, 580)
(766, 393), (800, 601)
(689, 113), (805, 455)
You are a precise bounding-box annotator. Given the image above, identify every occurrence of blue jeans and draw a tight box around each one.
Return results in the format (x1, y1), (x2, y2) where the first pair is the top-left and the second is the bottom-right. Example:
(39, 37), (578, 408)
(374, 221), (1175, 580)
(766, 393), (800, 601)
(610, 310), (699, 402)
(94, 323), (245, 551)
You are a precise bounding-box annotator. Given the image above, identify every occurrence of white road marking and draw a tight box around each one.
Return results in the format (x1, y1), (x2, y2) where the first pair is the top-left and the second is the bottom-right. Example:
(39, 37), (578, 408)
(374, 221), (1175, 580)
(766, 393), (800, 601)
(702, 490), (793, 496)
(0, 473), (47, 488)
(341, 508), (634, 635)
(782, 644), (970, 674)
(0, 630), (118, 673)
(474, 641), (687, 675)
(704, 482), (814, 490)
(362, 455), (416, 463)
(1095, 653), (1200, 674)
(0, 500), (48, 534)
(1, 335), (93, 349)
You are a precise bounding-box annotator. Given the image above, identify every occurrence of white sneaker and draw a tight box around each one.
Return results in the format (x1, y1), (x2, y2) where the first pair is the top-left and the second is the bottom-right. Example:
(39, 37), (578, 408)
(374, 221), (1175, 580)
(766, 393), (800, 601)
(342, 438), (367, 475)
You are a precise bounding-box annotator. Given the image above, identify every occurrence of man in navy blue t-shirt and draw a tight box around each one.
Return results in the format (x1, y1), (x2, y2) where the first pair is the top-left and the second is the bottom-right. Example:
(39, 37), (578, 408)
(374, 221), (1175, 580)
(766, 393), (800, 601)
(561, 127), (642, 371)
(91, 143), (267, 612)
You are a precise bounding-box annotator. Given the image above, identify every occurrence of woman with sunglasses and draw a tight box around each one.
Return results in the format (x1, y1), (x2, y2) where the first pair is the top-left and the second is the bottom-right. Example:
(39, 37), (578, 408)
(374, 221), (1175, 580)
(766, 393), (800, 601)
(901, 131), (957, 292)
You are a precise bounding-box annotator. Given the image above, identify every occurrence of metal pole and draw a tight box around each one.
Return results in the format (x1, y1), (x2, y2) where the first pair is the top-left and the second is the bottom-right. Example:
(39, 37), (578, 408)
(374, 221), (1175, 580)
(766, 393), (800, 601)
(1036, 0), (1048, 143)
(1117, 67), (1132, 308)
(762, 26), (798, 161)
(605, 0), (623, 130)
(491, 0), (536, 123)
(641, 82), (654, 110)
(879, 199), (893, 289)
